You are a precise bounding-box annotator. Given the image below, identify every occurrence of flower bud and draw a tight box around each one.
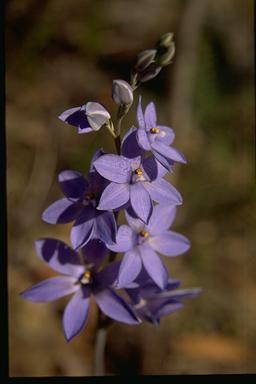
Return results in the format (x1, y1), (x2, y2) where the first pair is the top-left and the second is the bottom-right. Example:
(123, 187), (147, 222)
(156, 32), (174, 49)
(138, 62), (162, 83)
(135, 49), (157, 72)
(83, 102), (111, 131)
(156, 42), (175, 66)
(112, 79), (134, 105)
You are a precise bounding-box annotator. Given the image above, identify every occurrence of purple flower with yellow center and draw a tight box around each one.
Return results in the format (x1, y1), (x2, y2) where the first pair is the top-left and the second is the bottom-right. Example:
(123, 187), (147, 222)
(107, 204), (190, 289)
(126, 272), (201, 324)
(58, 101), (111, 133)
(42, 150), (116, 249)
(21, 238), (140, 341)
(135, 97), (187, 169)
(93, 154), (182, 224)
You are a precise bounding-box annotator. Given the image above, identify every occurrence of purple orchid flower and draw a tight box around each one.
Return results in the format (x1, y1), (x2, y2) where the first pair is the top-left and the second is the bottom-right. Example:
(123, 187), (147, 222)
(135, 97), (187, 170)
(93, 153), (182, 224)
(58, 101), (111, 133)
(106, 204), (190, 289)
(42, 150), (117, 249)
(126, 272), (201, 324)
(21, 238), (140, 341)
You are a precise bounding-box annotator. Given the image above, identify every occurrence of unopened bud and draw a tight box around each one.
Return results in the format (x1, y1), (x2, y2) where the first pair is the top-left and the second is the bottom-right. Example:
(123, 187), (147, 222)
(138, 62), (162, 83)
(112, 79), (133, 105)
(156, 32), (174, 49)
(84, 102), (111, 131)
(135, 49), (157, 72)
(156, 42), (175, 66)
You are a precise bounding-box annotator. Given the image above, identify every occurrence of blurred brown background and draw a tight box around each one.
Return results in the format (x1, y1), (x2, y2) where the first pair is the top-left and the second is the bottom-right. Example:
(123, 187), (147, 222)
(6, 0), (255, 376)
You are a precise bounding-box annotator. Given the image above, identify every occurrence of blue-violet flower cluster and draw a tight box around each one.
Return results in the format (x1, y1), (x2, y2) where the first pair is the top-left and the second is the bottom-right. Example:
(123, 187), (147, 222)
(21, 33), (200, 342)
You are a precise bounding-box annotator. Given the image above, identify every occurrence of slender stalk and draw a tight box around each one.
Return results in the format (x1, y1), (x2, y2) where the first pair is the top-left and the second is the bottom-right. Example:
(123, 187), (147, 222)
(94, 95), (132, 375)
(94, 327), (107, 376)
(114, 135), (121, 155)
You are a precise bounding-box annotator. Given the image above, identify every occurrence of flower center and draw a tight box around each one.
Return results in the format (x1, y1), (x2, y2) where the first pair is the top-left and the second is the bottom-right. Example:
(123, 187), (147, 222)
(139, 230), (149, 238)
(150, 127), (159, 134)
(80, 270), (92, 284)
(84, 192), (94, 201)
(134, 168), (143, 176)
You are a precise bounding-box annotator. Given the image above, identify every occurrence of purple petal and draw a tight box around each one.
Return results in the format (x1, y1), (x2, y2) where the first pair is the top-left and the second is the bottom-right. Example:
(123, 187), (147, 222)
(144, 101), (157, 129)
(159, 288), (202, 300)
(94, 288), (140, 324)
(89, 149), (105, 172)
(143, 155), (169, 179)
(149, 231), (190, 256)
(58, 170), (89, 199)
(141, 155), (166, 181)
(130, 183), (152, 223)
(70, 207), (95, 249)
(21, 276), (78, 302)
(58, 107), (92, 133)
(93, 154), (131, 183)
(42, 198), (82, 224)
(126, 156), (142, 172)
(58, 107), (81, 122)
(137, 96), (145, 129)
(95, 211), (117, 245)
(81, 239), (108, 267)
(35, 238), (84, 277)
(136, 129), (151, 150)
(63, 288), (90, 341)
(152, 150), (174, 171)
(155, 302), (184, 319)
(95, 261), (121, 288)
(106, 224), (136, 252)
(139, 245), (168, 289)
(125, 209), (145, 233)
(144, 178), (182, 205)
(88, 170), (108, 196)
(117, 249), (142, 288)
(121, 127), (143, 158)
(97, 182), (130, 210)
(152, 142), (187, 164)
(156, 126), (175, 145)
(147, 204), (177, 235)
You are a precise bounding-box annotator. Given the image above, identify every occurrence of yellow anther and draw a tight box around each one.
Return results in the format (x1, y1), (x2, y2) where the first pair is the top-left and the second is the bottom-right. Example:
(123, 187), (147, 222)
(139, 230), (149, 238)
(83, 271), (91, 279)
(134, 168), (143, 176)
(150, 127), (159, 134)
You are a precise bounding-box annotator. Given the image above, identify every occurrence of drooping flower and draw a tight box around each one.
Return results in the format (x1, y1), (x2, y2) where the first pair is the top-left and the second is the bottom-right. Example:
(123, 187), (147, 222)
(93, 154), (182, 224)
(58, 102), (111, 133)
(135, 97), (186, 169)
(126, 271), (201, 324)
(42, 150), (116, 249)
(106, 204), (190, 289)
(21, 238), (140, 341)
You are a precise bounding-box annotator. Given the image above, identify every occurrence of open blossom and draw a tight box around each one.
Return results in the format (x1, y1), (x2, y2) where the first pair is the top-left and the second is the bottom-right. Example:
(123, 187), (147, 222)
(59, 101), (111, 133)
(135, 97), (186, 170)
(106, 204), (190, 289)
(126, 271), (201, 324)
(93, 154), (182, 224)
(21, 238), (140, 341)
(42, 150), (116, 249)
